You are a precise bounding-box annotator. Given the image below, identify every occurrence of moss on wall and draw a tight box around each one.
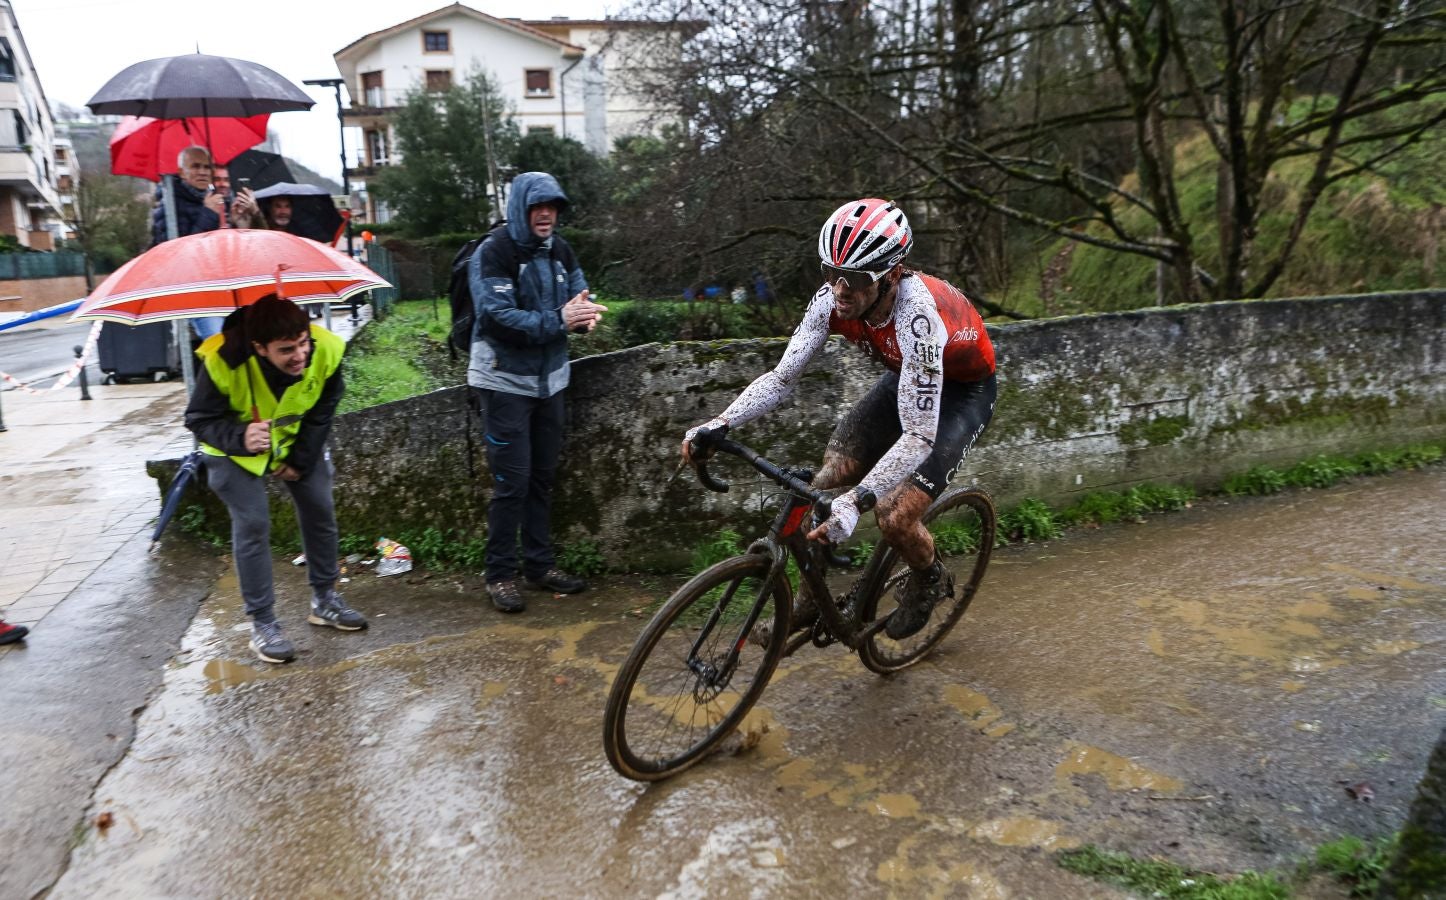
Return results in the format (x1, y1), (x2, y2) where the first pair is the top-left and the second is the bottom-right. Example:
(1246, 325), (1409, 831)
(148, 290), (1446, 570)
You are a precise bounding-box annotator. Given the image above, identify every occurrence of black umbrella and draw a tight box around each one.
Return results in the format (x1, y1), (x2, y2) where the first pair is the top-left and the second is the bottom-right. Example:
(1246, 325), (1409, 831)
(226, 149), (296, 191)
(254, 182), (344, 244)
(86, 53), (314, 118)
(150, 450), (204, 553)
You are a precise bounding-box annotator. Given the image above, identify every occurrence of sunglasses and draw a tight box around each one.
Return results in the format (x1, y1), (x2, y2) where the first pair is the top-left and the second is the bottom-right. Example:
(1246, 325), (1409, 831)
(821, 263), (889, 291)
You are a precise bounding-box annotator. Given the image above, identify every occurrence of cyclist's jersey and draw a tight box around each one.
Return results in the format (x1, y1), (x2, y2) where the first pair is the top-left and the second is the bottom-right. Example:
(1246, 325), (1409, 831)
(709, 271), (994, 510)
(830, 273), (995, 383)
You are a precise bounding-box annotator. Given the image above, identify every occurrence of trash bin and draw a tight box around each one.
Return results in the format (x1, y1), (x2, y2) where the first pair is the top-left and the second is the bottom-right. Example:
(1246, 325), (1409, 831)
(97, 321), (180, 384)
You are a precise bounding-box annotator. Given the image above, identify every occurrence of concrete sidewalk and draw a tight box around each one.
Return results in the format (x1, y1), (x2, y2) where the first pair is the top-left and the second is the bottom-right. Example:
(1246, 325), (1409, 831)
(0, 305), (372, 648)
(0, 381), (191, 641)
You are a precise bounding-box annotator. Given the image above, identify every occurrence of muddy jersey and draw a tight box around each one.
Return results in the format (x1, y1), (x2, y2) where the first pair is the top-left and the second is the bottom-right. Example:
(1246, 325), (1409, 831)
(830, 273), (995, 383)
(690, 271), (995, 542)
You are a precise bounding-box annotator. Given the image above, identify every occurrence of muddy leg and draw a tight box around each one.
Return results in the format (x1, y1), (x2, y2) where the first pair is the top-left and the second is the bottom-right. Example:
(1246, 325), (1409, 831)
(814, 450), (864, 491)
(876, 482), (936, 570)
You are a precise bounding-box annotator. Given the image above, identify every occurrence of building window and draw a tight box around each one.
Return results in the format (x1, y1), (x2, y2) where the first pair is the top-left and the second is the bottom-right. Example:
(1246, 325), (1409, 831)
(366, 129), (389, 166)
(422, 30), (450, 53)
(0, 40), (13, 81)
(524, 69), (553, 98)
(425, 70), (453, 93)
(361, 70), (384, 107)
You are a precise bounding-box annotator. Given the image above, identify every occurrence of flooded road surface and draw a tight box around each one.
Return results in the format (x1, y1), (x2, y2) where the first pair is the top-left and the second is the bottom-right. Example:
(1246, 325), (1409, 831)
(53, 470), (1444, 898)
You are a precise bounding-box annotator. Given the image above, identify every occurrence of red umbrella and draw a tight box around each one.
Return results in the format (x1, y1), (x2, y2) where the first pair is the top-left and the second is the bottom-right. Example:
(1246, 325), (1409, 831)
(110, 114), (270, 181)
(71, 229), (389, 325)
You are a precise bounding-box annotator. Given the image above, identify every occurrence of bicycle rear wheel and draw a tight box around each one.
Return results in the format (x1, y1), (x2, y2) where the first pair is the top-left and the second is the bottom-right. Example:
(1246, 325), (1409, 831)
(858, 486), (996, 674)
(603, 554), (790, 781)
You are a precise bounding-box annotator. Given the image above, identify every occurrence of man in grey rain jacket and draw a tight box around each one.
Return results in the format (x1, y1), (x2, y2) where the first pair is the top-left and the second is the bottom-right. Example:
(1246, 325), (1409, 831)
(467, 172), (608, 613)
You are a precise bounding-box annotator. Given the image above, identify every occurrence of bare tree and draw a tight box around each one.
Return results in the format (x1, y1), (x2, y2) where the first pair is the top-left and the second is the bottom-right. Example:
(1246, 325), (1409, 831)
(70, 165), (150, 289)
(613, 0), (1444, 306)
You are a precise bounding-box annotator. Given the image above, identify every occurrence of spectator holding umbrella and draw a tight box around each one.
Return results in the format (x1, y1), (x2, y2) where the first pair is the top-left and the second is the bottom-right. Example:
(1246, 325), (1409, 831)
(184, 294), (367, 664)
(151, 145), (222, 245)
(153, 145), (226, 339)
(255, 183), (345, 245)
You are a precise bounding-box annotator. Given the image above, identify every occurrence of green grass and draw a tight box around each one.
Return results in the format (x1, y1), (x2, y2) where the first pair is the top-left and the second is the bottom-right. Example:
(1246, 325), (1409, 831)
(691, 529), (745, 571)
(1059, 846), (1288, 899)
(1224, 445), (1443, 496)
(338, 299), (456, 414)
(1060, 834), (1398, 899)
(998, 498), (1064, 543)
(558, 539), (607, 578)
(1006, 99), (1444, 310)
(1310, 836), (1393, 898)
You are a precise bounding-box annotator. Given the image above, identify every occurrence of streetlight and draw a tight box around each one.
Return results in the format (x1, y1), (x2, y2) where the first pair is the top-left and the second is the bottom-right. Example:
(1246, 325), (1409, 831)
(304, 77), (358, 324)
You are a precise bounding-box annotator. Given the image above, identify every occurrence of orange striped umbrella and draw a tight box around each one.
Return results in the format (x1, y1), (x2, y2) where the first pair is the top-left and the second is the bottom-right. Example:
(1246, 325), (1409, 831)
(72, 229), (389, 325)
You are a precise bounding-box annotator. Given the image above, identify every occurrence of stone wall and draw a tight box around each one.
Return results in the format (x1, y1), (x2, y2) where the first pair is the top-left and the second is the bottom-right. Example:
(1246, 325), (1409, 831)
(154, 290), (1446, 570)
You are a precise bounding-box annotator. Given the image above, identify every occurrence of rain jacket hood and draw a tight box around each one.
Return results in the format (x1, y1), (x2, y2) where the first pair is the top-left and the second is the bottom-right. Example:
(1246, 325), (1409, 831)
(466, 172), (588, 399)
(506, 172), (570, 250)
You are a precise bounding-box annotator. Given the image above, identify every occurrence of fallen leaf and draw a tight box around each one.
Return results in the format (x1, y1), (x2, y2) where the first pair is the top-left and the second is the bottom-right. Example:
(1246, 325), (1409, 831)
(553, 675), (571, 686)
(1345, 782), (1374, 802)
(95, 811), (114, 830)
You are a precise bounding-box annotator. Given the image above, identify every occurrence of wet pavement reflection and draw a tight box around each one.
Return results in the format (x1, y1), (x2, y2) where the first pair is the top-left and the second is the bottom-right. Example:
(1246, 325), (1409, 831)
(53, 469), (1445, 897)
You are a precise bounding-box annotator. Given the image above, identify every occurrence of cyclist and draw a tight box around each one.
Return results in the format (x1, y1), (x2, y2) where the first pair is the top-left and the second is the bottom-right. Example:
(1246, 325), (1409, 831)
(682, 199), (997, 639)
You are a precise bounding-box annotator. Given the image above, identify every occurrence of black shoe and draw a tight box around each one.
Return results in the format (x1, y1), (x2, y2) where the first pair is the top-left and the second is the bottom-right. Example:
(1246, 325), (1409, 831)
(886, 558), (953, 640)
(487, 579), (526, 613)
(308, 589), (368, 631)
(526, 568), (587, 594)
(0, 620), (29, 645)
(748, 594), (818, 648)
(250, 620), (297, 664)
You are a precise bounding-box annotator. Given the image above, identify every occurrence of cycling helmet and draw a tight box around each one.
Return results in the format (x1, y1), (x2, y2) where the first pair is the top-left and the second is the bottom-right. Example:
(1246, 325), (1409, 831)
(817, 198), (912, 273)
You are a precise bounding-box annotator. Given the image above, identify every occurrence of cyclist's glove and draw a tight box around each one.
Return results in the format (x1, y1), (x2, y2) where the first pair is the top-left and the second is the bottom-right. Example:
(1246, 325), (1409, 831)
(683, 418), (728, 452)
(819, 491), (861, 544)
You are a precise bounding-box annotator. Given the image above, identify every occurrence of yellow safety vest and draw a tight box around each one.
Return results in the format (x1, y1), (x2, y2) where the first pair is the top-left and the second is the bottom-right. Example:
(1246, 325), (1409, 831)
(197, 324), (345, 476)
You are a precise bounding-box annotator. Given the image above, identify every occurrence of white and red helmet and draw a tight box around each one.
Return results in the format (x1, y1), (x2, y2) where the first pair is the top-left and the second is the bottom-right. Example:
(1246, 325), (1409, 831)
(817, 198), (912, 272)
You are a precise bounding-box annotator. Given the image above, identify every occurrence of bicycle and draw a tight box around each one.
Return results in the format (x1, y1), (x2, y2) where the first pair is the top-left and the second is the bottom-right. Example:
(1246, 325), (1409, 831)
(602, 426), (997, 781)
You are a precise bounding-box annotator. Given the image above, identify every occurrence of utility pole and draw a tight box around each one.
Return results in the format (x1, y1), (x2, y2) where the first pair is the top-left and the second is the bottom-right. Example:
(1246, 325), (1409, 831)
(304, 77), (356, 325)
(477, 76), (503, 220)
(303, 78), (353, 259)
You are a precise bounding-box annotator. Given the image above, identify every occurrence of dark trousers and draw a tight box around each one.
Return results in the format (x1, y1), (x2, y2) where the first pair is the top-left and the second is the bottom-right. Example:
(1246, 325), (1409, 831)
(204, 453), (340, 624)
(476, 388), (565, 583)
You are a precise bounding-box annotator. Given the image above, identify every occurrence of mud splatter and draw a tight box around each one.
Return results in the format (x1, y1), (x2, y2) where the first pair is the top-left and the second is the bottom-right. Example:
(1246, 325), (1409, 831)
(1055, 742), (1183, 793)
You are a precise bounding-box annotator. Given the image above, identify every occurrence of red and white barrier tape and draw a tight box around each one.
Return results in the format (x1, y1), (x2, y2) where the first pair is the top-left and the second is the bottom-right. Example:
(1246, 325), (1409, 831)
(0, 320), (103, 394)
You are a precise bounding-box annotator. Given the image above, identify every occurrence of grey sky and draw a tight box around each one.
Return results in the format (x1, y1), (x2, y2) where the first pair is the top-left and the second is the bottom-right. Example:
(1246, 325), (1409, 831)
(17, 0), (609, 181)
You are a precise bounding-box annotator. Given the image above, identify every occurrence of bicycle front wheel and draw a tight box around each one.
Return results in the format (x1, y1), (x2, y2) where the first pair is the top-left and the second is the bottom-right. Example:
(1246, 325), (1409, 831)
(603, 554), (791, 781)
(858, 486), (996, 674)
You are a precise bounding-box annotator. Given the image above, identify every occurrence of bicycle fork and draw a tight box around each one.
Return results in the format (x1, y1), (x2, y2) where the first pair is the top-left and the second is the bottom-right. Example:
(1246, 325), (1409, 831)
(684, 539), (790, 693)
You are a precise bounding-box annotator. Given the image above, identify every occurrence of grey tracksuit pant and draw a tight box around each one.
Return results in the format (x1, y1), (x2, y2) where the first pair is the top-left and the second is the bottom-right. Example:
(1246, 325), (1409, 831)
(204, 454), (340, 624)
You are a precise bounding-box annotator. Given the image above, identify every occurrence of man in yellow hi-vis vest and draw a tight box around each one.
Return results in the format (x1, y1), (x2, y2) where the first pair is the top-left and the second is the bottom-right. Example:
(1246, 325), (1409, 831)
(184, 295), (366, 664)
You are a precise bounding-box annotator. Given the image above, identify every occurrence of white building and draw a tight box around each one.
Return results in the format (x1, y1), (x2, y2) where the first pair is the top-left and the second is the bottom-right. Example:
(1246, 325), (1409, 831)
(0, 1), (67, 248)
(332, 2), (691, 222)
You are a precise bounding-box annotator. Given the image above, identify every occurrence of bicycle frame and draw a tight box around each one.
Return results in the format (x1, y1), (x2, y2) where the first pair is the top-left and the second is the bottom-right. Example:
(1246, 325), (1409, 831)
(683, 432), (896, 678)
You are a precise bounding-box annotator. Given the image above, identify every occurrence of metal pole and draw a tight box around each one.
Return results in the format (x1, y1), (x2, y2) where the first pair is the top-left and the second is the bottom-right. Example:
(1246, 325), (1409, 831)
(162, 175), (196, 399)
(478, 76), (502, 219)
(304, 77), (355, 325)
(74, 344), (91, 401)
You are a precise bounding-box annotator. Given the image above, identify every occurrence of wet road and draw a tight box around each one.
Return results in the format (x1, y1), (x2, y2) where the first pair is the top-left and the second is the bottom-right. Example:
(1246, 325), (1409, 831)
(50, 469), (1446, 897)
(0, 321), (102, 391)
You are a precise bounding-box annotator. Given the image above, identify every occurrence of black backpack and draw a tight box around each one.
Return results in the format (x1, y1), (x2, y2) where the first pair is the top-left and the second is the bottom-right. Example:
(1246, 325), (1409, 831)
(447, 226), (498, 360)
(447, 223), (579, 359)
